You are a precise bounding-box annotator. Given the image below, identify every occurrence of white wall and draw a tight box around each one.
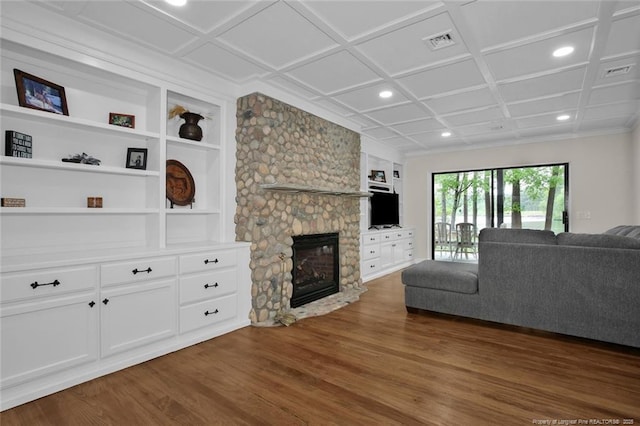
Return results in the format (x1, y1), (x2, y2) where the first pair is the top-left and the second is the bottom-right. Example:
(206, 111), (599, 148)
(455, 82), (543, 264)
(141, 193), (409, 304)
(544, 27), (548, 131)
(633, 123), (640, 223)
(404, 132), (635, 260)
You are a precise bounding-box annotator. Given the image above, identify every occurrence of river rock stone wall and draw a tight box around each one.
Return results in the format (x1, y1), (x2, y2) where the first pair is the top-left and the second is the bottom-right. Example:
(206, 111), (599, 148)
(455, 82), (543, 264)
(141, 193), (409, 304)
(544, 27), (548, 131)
(235, 93), (363, 324)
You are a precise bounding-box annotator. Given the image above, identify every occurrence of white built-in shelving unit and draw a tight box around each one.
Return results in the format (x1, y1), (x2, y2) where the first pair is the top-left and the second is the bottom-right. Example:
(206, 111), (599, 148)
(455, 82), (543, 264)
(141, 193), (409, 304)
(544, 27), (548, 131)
(0, 38), (250, 411)
(0, 40), (230, 260)
(360, 141), (414, 281)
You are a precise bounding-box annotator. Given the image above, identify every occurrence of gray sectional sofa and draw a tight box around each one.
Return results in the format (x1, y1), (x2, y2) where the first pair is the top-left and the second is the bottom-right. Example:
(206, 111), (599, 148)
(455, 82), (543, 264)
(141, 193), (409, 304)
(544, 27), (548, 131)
(402, 225), (640, 348)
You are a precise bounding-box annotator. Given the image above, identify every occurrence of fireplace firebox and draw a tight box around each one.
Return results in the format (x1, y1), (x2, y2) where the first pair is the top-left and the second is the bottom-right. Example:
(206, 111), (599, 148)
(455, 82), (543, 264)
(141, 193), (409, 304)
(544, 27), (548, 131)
(291, 233), (339, 308)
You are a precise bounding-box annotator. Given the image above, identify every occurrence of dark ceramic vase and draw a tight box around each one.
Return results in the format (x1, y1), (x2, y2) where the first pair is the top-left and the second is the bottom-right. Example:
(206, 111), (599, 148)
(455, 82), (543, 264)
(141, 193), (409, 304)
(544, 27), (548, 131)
(179, 112), (204, 141)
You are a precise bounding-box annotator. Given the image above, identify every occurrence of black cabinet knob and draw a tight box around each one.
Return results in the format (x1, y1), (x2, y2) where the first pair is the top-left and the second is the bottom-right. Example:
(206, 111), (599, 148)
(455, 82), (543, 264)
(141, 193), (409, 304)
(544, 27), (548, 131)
(102, 298), (109, 305)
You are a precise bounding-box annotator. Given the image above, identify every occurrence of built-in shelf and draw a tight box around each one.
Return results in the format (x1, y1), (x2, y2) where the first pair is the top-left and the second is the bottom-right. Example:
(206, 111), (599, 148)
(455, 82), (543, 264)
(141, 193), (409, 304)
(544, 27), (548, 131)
(1, 103), (160, 140)
(0, 207), (158, 215)
(0, 156), (159, 176)
(165, 209), (220, 214)
(166, 136), (220, 150)
(260, 183), (371, 197)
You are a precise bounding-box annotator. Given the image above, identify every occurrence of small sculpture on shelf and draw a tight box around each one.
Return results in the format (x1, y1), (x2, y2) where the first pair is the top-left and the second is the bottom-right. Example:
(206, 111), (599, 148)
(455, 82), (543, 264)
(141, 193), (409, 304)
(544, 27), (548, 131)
(168, 105), (205, 141)
(61, 152), (101, 165)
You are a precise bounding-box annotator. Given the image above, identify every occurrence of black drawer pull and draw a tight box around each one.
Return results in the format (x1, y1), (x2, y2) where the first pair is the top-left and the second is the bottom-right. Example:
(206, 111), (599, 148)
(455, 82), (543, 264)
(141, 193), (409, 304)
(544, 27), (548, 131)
(89, 301), (96, 308)
(102, 298), (109, 305)
(204, 258), (219, 265)
(30, 279), (60, 289)
(204, 309), (219, 316)
(204, 283), (219, 289)
(132, 267), (152, 275)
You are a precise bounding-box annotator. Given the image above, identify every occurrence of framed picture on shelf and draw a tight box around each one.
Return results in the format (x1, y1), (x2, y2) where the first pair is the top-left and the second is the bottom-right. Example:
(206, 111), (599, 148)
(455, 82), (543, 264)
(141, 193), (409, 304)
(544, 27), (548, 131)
(393, 170), (400, 179)
(13, 69), (68, 115)
(126, 148), (147, 170)
(371, 170), (386, 183)
(109, 113), (135, 128)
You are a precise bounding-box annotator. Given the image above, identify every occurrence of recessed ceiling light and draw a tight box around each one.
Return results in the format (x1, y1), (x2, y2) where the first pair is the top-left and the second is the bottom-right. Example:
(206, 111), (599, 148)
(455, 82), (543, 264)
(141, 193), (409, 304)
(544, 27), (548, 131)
(379, 90), (393, 99)
(166, 0), (187, 6)
(441, 131), (452, 137)
(553, 46), (574, 58)
(557, 114), (571, 121)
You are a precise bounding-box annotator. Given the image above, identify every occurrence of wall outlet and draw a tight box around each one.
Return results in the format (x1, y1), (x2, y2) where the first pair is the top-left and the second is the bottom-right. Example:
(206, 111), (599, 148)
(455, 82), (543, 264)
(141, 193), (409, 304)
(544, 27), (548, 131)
(577, 211), (591, 220)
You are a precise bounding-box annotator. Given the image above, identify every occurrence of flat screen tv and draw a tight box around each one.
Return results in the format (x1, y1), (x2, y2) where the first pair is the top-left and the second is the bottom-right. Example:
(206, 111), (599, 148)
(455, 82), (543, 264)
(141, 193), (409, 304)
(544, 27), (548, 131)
(370, 191), (400, 228)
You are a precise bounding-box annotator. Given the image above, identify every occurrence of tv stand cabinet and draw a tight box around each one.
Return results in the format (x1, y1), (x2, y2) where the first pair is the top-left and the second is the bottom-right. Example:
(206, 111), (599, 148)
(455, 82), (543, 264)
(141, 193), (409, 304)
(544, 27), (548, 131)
(361, 228), (414, 281)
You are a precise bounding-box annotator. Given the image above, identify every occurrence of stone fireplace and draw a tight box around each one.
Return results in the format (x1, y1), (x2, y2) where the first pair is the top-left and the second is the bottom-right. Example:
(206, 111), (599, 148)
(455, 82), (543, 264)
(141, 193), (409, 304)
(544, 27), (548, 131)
(291, 233), (339, 308)
(235, 93), (363, 324)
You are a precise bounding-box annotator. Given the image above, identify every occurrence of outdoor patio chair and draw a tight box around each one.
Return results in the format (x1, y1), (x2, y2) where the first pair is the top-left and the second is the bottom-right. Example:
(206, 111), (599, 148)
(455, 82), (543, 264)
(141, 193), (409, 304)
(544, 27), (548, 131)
(454, 222), (477, 259)
(435, 222), (454, 259)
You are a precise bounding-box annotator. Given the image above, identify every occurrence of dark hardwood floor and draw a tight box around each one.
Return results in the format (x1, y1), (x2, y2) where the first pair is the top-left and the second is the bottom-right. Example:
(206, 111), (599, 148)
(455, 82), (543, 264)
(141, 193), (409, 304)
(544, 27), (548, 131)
(2, 271), (639, 425)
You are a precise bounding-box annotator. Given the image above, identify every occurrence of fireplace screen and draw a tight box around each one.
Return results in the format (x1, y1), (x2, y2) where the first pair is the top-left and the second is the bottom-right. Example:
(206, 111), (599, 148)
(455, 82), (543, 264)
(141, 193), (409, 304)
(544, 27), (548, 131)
(291, 233), (339, 308)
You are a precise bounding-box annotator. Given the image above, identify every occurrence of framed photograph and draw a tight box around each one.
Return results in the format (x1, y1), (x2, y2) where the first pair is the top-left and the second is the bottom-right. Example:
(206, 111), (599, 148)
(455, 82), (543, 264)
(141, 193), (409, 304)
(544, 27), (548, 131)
(13, 69), (68, 115)
(393, 170), (400, 179)
(371, 170), (386, 183)
(109, 113), (135, 128)
(126, 148), (148, 170)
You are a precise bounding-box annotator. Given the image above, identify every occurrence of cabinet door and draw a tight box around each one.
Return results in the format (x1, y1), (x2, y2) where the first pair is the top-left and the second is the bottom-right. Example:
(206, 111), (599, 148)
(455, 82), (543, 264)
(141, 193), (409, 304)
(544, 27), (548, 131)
(380, 243), (394, 269)
(100, 279), (176, 357)
(1, 294), (98, 388)
(392, 242), (405, 264)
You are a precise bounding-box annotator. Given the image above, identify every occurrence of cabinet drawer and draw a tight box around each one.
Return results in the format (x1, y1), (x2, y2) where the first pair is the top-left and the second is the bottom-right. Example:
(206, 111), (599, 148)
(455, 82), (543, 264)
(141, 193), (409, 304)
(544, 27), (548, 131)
(180, 269), (237, 304)
(406, 250), (414, 261)
(180, 294), (237, 333)
(362, 244), (380, 260)
(362, 259), (380, 276)
(380, 232), (399, 242)
(362, 234), (380, 245)
(179, 250), (237, 274)
(1, 266), (97, 303)
(101, 257), (176, 287)
(392, 230), (406, 240)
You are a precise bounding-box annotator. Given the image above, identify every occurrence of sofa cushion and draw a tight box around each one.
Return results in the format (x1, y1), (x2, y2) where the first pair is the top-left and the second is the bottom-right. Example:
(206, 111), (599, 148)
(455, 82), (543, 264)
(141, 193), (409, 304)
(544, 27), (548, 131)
(479, 228), (557, 245)
(557, 232), (640, 249)
(604, 225), (640, 240)
(402, 260), (478, 294)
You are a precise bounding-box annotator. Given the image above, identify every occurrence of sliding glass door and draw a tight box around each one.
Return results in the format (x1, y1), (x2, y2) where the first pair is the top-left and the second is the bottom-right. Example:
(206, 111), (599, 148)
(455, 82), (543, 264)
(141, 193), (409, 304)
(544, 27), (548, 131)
(432, 163), (568, 261)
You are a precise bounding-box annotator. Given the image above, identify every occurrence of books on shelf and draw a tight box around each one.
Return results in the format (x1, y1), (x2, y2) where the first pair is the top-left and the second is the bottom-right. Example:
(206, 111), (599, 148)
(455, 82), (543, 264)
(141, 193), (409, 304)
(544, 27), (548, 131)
(5, 130), (32, 158)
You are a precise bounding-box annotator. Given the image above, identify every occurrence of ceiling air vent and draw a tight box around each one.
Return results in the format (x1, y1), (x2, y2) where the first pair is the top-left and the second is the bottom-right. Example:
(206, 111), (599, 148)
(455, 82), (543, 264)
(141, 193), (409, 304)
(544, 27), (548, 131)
(603, 64), (633, 78)
(424, 30), (456, 50)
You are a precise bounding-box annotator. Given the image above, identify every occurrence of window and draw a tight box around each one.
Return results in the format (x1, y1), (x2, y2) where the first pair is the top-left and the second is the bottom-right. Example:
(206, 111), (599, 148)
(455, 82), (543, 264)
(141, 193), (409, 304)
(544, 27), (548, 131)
(432, 163), (568, 261)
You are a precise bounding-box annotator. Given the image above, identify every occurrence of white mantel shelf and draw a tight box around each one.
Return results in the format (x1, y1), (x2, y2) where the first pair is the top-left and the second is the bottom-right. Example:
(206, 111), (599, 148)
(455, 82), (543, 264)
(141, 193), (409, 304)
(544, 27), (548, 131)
(260, 183), (371, 197)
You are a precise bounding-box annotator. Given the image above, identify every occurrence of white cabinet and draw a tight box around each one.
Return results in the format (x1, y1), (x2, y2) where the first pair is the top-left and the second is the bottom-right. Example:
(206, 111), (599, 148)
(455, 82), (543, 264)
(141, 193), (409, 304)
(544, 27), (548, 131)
(0, 265), (99, 389)
(361, 228), (415, 281)
(178, 250), (241, 334)
(0, 293), (98, 389)
(100, 278), (176, 357)
(0, 244), (249, 411)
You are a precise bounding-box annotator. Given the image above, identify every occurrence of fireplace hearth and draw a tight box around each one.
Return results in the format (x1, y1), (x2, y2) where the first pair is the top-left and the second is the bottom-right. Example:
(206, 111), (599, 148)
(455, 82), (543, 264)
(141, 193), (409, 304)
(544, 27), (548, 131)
(291, 233), (339, 308)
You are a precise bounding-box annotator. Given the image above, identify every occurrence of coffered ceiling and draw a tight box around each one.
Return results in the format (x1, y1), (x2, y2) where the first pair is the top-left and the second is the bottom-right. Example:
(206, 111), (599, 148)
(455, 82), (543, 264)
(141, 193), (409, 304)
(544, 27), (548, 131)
(21, 1), (640, 154)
